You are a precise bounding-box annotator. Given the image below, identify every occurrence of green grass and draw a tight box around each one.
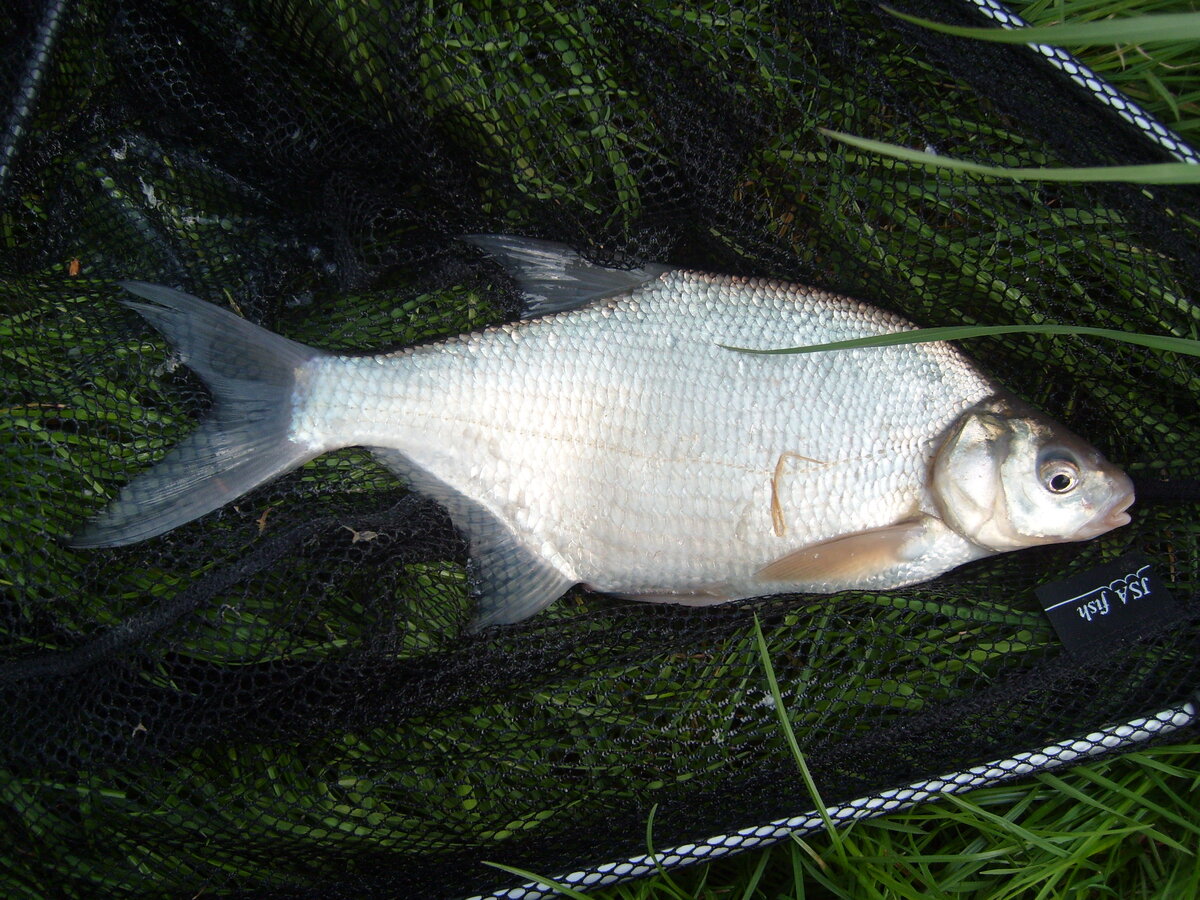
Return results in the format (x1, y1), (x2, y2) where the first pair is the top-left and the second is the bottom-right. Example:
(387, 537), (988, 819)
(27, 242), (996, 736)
(579, 689), (1199, 900)
(819, 128), (1200, 183)
(573, 741), (1200, 899)
(884, 6), (1200, 46)
(477, 619), (1199, 899)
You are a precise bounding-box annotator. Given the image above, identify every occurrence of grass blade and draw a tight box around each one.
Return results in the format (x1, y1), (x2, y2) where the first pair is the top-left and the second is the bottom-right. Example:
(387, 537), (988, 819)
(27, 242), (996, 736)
(738, 847), (772, 900)
(819, 129), (1200, 183)
(752, 615), (845, 861)
(721, 323), (1200, 357)
(481, 861), (595, 900)
(881, 6), (1200, 45)
(643, 804), (692, 900)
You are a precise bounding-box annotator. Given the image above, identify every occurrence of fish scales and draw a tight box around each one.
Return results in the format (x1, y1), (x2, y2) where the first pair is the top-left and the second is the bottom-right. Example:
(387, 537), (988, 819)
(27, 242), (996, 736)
(73, 237), (1135, 628)
(293, 271), (994, 591)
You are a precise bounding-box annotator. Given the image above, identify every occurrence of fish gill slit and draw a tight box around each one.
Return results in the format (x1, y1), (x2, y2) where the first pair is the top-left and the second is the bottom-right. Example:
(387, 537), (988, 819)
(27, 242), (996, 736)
(770, 451), (826, 538)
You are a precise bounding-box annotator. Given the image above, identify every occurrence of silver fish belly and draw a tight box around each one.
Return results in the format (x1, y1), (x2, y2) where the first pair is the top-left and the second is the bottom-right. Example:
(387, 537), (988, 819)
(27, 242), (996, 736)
(72, 236), (1135, 628)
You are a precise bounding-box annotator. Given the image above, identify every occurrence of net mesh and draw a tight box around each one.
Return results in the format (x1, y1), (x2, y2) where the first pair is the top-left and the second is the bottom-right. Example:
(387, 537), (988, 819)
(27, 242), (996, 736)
(1, 1), (1198, 897)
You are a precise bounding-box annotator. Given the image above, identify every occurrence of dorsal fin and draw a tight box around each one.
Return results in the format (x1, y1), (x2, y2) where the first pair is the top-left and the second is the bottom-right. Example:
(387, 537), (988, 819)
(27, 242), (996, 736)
(463, 234), (674, 318)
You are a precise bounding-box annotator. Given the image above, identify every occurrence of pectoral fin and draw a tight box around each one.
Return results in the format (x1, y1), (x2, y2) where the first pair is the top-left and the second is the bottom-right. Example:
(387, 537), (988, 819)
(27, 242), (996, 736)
(755, 519), (930, 585)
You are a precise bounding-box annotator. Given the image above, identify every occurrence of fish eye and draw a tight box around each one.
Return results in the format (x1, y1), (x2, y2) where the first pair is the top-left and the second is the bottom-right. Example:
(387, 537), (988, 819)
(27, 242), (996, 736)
(1040, 458), (1080, 494)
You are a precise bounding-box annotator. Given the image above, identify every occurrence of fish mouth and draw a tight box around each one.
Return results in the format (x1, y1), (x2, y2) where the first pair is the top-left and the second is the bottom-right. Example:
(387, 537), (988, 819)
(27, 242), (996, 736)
(1104, 491), (1135, 529)
(1074, 484), (1134, 539)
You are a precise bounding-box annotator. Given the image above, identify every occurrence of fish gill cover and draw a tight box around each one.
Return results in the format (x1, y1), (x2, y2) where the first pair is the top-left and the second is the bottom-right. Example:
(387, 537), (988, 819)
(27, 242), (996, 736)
(0, 0), (1196, 898)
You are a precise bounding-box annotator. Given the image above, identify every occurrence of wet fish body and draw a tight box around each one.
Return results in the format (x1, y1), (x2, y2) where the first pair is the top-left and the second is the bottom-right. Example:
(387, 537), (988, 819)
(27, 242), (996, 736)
(73, 237), (1134, 627)
(297, 274), (997, 599)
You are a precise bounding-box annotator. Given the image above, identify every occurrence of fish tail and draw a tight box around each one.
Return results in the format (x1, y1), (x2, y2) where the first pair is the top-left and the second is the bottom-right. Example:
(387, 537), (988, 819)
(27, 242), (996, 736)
(69, 282), (325, 548)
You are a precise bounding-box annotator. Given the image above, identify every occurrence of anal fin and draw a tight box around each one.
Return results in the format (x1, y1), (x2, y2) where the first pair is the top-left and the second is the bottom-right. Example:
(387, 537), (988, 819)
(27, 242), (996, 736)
(755, 519), (931, 585)
(467, 527), (576, 630)
(371, 449), (574, 629)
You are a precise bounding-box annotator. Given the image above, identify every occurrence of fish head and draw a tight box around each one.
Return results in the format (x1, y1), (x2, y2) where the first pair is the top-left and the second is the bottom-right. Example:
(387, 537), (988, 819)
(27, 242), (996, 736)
(932, 402), (1135, 552)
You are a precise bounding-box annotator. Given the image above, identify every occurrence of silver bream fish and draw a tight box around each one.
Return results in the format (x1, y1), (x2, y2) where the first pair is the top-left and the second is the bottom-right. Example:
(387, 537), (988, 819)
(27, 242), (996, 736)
(73, 236), (1135, 627)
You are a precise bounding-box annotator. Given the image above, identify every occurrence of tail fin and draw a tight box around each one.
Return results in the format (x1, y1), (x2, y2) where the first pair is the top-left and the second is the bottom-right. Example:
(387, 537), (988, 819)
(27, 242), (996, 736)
(69, 282), (326, 548)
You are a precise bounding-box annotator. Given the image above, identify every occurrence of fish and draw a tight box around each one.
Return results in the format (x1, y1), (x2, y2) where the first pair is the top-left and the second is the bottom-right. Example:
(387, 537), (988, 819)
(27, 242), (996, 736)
(70, 235), (1135, 628)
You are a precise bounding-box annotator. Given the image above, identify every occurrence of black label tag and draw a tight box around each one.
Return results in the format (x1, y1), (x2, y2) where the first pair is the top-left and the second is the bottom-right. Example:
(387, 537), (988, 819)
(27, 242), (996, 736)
(1034, 552), (1183, 654)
